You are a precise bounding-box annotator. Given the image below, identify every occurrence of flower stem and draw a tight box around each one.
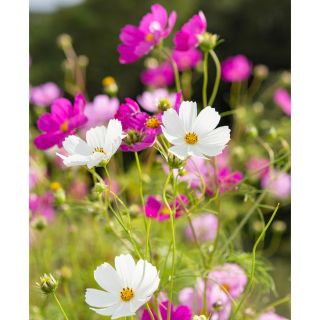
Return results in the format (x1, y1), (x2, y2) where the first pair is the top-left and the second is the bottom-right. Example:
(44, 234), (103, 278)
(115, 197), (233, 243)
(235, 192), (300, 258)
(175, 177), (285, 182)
(146, 303), (156, 320)
(202, 51), (209, 107)
(53, 293), (69, 320)
(208, 50), (221, 106)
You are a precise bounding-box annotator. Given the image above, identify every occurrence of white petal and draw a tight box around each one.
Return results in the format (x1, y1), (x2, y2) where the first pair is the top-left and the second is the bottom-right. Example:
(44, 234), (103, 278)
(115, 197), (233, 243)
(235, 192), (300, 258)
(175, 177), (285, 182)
(86, 126), (107, 148)
(179, 101), (197, 132)
(168, 144), (189, 160)
(105, 119), (123, 146)
(192, 107), (221, 137)
(187, 145), (208, 159)
(199, 126), (231, 145)
(162, 108), (185, 138)
(105, 137), (122, 160)
(111, 302), (134, 319)
(90, 303), (120, 316)
(161, 127), (184, 144)
(86, 153), (106, 169)
(60, 154), (91, 167)
(196, 143), (227, 157)
(85, 288), (119, 308)
(62, 135), (92, 155)
(94, 263), (123, 293)
(115, 254), (136, 287)
(130, 297), (148, 313)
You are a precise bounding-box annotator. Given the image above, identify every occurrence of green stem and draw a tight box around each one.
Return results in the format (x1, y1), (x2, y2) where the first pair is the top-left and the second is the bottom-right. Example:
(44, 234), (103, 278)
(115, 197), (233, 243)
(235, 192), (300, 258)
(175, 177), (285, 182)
(231, 204), (280, 318)
(202, 51), (209, 107)
(53, 293), (69, 320)
(146, 303), (156, 320)
(208, 50), (221, 106)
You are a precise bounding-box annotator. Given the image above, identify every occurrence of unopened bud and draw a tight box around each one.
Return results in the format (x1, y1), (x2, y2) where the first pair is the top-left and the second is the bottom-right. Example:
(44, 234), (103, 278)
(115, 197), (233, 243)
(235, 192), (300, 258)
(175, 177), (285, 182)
(57, 266), (72, 281)
(252, 220), (264, 233)
(198, 33), (219, 51)
(31, 216), (47, 231)
(94, 181), (106, 195)
(129, 204), (141, 218)
(168, 153), (184, 169)
(36, 273), (58, 294)
(57, 34), (72, 49)
(55, 188), (66, 205)
(144, 57), (158, 69)
(102, 76), (118, 96)
(253, 64), (269, 80)
(280, 71), (291, 86)
(266, 127), (277, 141)
(246, 125), (258, 138)
(78, 55), (89, 67)
(272, 220), (287, 233)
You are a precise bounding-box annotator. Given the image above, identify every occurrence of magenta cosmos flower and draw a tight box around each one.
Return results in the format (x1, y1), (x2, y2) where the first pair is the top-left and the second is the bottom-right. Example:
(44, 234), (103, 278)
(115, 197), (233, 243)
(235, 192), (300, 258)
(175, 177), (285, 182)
(118, 4), (177, 64)
(115, 98), (157, 151)
(141, 61), (175, 88)
(30, 82), (61, 107)
(221, 55), (252, 82)
(145, 194), (188, 221)
(84, 94), (119, 129)
(174, 11), (207, 51)
(208, 263), (247, 299)
(261, 169), (291, 199)
(185, 213), (218, 243)
(172, 48), (202, 71)
(137, 89), (180, 113)
(179, 279), (231, 320)
(141, 300), (192, 320)
(29, 192), (55, 223)
(258, 311), (288, 320)
(273, 88), (291, 116)
(34, 94), (87, 150)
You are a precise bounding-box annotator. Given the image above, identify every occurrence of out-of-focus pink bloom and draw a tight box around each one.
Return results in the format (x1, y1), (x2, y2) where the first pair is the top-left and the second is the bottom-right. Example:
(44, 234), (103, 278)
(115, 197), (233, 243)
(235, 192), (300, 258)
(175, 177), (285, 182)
(185, 213), (218, 243)
(172, 48), (202, 71)
(104, 177), (120, 199)
(261, 170), (291, 199)
(118, 4), (176, 64)
(30, 82), (61, 107)
(246, 157), (270, 179)
(179, 279), (231, 320)
(145, 194), (188, 221)
(137, 89), (178, 113)
(208, 263), (247, 299)
(221, 55), (252, 82)
(29, 192), (55, 222)
(34, 94), (87, 150)
(258, 311), (288, 320)
(274, 88), (291, 116)
(141, 62), (175, 88)
(84, 95), (119, 129)
(29, 157), (46, 190)
(68, 179), (88, 200)
(141, 300), (192, 320)
(174, 12), (207, 51)
(115, 98), (157, 152)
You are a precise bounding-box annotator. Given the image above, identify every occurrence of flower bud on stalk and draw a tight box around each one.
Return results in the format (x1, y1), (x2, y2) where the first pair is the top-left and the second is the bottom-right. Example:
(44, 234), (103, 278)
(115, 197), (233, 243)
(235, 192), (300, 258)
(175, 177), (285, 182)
(36, 273), (58, 294)
(246, 125), (258, 138)
(55, 188), (66, 205)
(253, 64), (269, 80)
(280, 71), (291, 86)
(78, 55), (89, 68)
(102, 76), (118, 96)
(272, 220), (287, 233)
(266, 127), (278, 141)
(168, 153), (184, 169)
(94, 181), (106, 195)
(57, 266), (72, 281)
(198, 33), (220, 52)
(31, 216), (48, 231)
(57, 34), (72, 49)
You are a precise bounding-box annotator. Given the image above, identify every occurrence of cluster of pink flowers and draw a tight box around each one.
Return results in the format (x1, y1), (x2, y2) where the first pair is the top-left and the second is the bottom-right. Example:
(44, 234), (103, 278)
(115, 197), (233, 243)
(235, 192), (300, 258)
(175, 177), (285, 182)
(179, 263), (247, 319)
(30, 82), (61, 107)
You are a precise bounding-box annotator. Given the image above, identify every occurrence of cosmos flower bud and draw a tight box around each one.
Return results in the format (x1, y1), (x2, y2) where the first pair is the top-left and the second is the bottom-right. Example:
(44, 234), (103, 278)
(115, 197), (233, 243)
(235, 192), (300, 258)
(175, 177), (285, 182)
(57, 266), (72, 281)
(198, 32), (219, 51)
(246, 125), (258, 138)
(253, 64), (269, 80)
(78, 55), (89, 67)
(31, 216), (48, 231)
(168, 153), (184, 169)
(102, 76), (118, 96)
(272, 220), (287, 233)
(55, 188), (66, 205)
(57, 33), (72, 49)
(37, 273), (58, 294)
(280, 71), (291, 86)
(252, 220), (264, 233)
(266, 127), (278, 141)
(94, 181), (106, 195)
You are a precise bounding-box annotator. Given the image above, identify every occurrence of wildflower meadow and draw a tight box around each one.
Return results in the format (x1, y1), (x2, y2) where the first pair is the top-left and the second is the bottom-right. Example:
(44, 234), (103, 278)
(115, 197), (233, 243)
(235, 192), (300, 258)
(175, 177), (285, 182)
(29, 2), (291, 320)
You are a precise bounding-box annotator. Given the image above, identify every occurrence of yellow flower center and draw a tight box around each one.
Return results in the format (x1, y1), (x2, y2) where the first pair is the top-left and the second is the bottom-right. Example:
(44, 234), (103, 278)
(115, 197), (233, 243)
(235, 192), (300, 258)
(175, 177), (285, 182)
(94, 147), (106, 154)
(146, 117), (160, 129)
(221, 283), (230, 293)
(60, 120), (69, 133)
(102, 76), (115, 87)
(50, 181), (62, 191)
(145, 33), (154, 42)
(184, 132), (198, 145)
(120, 287), (134, 302)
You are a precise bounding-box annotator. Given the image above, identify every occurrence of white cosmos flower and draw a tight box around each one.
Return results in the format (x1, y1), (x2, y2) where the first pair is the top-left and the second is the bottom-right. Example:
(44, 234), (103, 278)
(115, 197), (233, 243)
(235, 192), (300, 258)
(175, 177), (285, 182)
(85, 254), (160, 319)
(57, 119), (125, 169)
(161, 101), (231, 160)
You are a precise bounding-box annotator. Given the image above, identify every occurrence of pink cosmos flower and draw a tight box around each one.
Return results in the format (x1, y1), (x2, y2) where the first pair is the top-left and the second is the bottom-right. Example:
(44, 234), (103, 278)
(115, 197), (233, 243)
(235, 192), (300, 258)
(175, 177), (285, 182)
(179, 279), (231, 320)
(208, 263), (248, 299)
(141, 62), (175, 88)
(185, 213), (218, 243)
(273, 88), (291, 116)
(221, 55), (252, 82)
(30, 82), (61, 107)
(29, 192), (55, 223)
(141, 300), (192, 320)
(118, 4), (177, 64)
(172, 48), (202, 71)
(261, 169), (291, 199)
(68, 179), (88, 200)
(174, 11), (207, 51)
(34, 94), (87, 150)
(84, 95), (119, 129)
(145, 194), (188, 221)
(246, 157), (270, 179)
(137, 89), (178, 113)
(258, 311), (288, 320)
(115, 98), (157, 152)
